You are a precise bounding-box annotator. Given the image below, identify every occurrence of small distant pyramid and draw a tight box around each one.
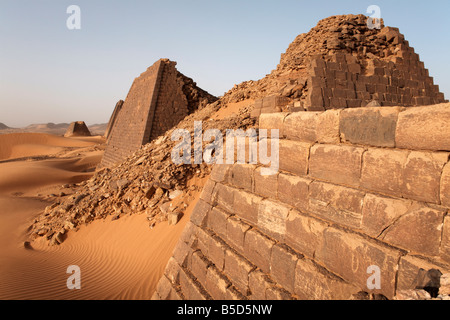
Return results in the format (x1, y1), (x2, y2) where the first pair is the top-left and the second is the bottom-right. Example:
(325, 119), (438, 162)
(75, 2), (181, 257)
(0, 123), (9, 130)
(64, 121), (91, 137)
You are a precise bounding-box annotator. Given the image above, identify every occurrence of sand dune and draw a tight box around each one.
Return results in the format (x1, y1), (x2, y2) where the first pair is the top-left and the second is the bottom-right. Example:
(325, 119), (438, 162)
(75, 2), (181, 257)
(0, 133), (103, 161)
(0, 132), (201, 300)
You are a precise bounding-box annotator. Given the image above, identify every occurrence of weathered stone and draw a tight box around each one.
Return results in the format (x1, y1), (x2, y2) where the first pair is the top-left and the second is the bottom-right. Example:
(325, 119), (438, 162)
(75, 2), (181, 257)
(395, 289), (431, 300)
(259, 113), (287, 137)
(402, 151), (448, 204)
(381, 205), (444, 256)
(295, 258), (359, 300)
(270, 244), (301, 293)
(396, 103), (450, 151)
(229, 164), (254, 192)
(316, 110), (341, 144)
(168, 211), (183, 226)
(278, 140), (311, 177)
(258, 199), (290, 240)
(361, 148), (409, 198)
(277, 174), (311, 212)
(208, 207), (229, 239)
(283, 112), (321, 142)
(308, 181), (365, 229)
(440, 162), (450, 207)
(190, 199), (211, 227)
(254, 167), (278, 199)
(340, 107), (400, 147)
(361, 194), (413, 238)
(441, 216), (450, 263)
(233, 190), (262, 226)
(316, 227), (401, 299)
(226, 216), (251, 253)
(286, 210), (327, 259)
(224, 249), (255, 295)
(309, 144), (363, 188)
(249, 270), (272, 300)
(397, 255), (450, 292)
(206, 266), (231, 300)
(244, 229), (275, 274)
(440, 274), (450, 295)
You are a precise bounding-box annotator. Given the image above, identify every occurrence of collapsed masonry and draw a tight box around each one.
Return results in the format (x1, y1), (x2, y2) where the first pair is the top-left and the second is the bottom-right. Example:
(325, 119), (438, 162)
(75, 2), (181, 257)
(101, 59), (217, 167)
(220, 14), (447, 116)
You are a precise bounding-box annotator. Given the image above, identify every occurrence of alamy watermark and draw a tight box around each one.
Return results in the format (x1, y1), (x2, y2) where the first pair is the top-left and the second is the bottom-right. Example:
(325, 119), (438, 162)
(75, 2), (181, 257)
(367, 5), (381, 30)
(171, 121), (279, 176)
(66, 5), (81, 30)
(66, 265), (81, 290)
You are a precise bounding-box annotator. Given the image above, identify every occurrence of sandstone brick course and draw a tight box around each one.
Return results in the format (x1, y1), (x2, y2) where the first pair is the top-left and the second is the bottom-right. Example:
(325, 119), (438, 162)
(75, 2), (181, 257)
(309, 144), (363, 188)
(316, 227), (401, 299)
(278, 140), (311, 176)
(396, 103), (450, 151)
(308, 181), (365, 229)
(277, 174), (311, 212)
(340, 107), (400, 147)
(270, 244), (301, 293)
(286, 210), (327, 259)
(244, 229), (275, 274)
(224, 249), (255, 295)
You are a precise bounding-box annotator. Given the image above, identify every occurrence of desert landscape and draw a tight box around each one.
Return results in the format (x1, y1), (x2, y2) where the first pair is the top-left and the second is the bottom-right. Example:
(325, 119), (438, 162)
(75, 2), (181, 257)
(2, 7), (450, 303)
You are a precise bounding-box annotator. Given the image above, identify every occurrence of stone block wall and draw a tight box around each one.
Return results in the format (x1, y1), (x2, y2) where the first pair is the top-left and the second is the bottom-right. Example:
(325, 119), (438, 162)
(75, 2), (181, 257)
(104, 100), (123, 141)
(101, 60), (165, 167)
(154, 103), (450, 300)
(303, 49), (447, 111)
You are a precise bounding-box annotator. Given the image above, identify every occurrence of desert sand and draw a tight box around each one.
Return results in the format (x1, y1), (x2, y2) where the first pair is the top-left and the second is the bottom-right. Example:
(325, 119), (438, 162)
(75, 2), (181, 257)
(0, 132), (203, 299)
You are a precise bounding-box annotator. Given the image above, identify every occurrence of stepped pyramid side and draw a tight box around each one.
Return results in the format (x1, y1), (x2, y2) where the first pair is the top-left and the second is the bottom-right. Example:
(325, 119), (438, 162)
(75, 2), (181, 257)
(64, 121), (91, 137)
(101, 59), (216, 167)
(220, 14), (447, 115)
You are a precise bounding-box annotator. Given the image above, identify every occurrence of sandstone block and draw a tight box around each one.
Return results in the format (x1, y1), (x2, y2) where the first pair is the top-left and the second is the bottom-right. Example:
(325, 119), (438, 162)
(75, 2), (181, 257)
(258, 199), (290, 240)
(172, 239), (191, 268)
(206, 266), (231, 300)
(441, 216), (450, 263)
(190, 199), (211, 227)
(402, 151), (448, 203)
(226, 216), (251, 253)
(254, 167), (278, 199)
(164, 257), (181, 285)
(225, 249), (255, 295)
(286, 210), (327, 259)
(207, 207), (229, 239)
(179, 269), (209, 300)
(259, 113), (287, 137)
(316, 110), (341, 144)
(229, 164), (254, 192)
(397, 255), (450, 292)
(191, 251), (211, 286)
(233, 190), (262, 225)
(199, 179), (216, 204)
(244, 229), (276, 273)
(155, 276), (174, 300)
(295, 258), (359, 300)
(340, 107), (401, 147)
(308, 181), (365, 229)
(316, 227), (401, 299)
(309, 144), (364, 188)
(213, 183), (235, 213)
(361, 194), (413, 238)
(279, 140), (311, 176)
(361, 148), (409, 198)
(396, 103), (450, 151)
(210, 164), (232, 183)
(441, 162), (450, 206)
(270, 244), (301, 293)
(283, 112), (321, 142)
(209, 234), (227, 271)
(381, 205), (445, 256)
(249, 270), (273, 300)
(277, 174), (311, 212)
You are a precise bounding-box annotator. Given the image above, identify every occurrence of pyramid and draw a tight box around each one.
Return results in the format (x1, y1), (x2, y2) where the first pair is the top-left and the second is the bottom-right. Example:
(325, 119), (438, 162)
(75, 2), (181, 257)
(101, 59), (216, 167)
(64, 121), (91, 137)
(219, 14), (447, 115)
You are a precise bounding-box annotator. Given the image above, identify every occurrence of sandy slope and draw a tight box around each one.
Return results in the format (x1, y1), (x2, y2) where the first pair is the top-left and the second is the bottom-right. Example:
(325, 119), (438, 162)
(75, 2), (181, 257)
(0, 132), (204, 300)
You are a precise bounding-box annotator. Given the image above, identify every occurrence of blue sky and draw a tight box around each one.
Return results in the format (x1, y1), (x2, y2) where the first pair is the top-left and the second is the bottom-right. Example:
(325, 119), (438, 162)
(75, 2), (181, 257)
(0, 0), (449, 127)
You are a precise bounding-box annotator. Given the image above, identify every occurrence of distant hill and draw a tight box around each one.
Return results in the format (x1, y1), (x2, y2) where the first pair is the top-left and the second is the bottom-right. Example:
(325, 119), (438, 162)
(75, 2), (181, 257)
(0, 122), (107, 136)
